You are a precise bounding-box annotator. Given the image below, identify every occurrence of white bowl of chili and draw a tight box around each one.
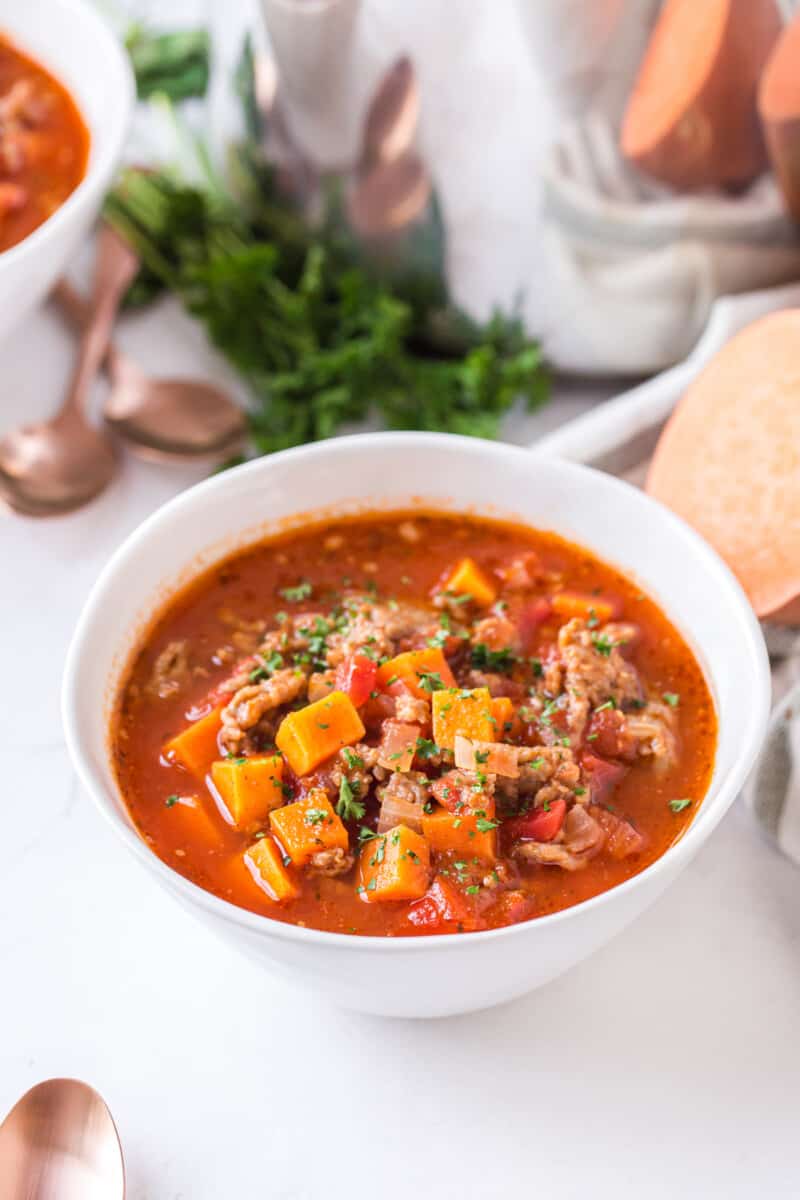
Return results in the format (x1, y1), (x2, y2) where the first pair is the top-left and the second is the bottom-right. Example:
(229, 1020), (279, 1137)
(0, 0), (133, 339)
(63, 433), (770, 1017)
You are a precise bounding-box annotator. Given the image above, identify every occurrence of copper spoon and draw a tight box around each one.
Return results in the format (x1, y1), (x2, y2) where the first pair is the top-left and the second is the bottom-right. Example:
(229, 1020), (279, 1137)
(53, 280), (246, 461)
(0, 225), (137, 517)
(359, 57), (419, 171)
(0, 1078), (125, 1199)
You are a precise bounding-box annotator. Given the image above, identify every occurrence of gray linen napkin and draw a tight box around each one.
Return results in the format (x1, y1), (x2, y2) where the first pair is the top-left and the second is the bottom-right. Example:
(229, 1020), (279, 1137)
(743, 628), (800, 864)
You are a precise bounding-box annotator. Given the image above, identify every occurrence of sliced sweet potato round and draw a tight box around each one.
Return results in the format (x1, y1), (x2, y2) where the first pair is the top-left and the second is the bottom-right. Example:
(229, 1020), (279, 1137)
(759, 12), (800, 221)
(646, 310), (800, 618)
(620, 0), (781, 190)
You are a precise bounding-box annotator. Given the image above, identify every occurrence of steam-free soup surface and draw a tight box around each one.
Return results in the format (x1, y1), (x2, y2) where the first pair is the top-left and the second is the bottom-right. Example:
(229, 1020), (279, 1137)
(113, 512), (716, 936)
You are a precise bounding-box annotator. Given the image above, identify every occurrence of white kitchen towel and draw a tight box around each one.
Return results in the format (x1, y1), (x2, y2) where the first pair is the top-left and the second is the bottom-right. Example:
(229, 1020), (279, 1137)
(518, 0), (800, 374)
(743, 630), (800, 866)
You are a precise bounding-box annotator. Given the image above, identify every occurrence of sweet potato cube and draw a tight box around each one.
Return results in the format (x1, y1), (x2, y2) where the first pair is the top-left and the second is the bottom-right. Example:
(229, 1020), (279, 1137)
(490, 696), (514, 735)
(551, 591), (621, 624)
(245, 835), (301, 902)
(275, 690), (365, 776)
(210, 753), (285, 830)
(166, 795), (223, 847)
(164, 705), (224, 779)
(358, 824), (431, 901)
(432, 687), (495, 750)
(443, 557), (496, 607)
(269, 790), (349, 867)
(376, 647), (456, 699)
(421, 805), (497, 861)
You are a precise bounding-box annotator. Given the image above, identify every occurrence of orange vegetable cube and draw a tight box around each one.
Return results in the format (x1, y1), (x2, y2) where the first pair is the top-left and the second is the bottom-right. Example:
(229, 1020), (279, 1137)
(358, 824), (431, 901)
(551, 591), (621, 624)
(164, 705), (224, 779)
(490, 696), (514, 735)
(245, 835), (301, 902)
(443, 557), (496, 607)
(275, 690), (365, 776)
(376, 647), (456, 700)
(269, 790), (349, 867)
(432, 687), (495, 750)
(421, 805), (497, 861)
(165, 795), (223, 847)
(210, 754), (285, 830)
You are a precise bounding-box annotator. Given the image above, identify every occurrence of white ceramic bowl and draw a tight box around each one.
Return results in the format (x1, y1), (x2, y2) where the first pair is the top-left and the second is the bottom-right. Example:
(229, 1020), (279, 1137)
(62, 434), (770, 1018)
(0, 0), (133, 341)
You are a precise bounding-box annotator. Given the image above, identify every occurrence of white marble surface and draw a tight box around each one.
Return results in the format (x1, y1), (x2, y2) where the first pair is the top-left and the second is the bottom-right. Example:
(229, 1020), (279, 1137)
(0, 289), (799, 1200)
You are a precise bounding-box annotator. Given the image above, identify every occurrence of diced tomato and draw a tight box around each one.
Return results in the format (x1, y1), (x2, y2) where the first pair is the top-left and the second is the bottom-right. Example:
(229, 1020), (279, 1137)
(487, 889), (536, 926)
(551, 591), (622, 623)
(406, 876), (484, 933)
(593, 807), (646, 860)
(431, 770), (495, 817)
(586, 708), (639, 762)
(517, 597), (553, 651)
(505, 797), (567, 843)
(335, 652), (378, 707)
(581, 751), (628, 805)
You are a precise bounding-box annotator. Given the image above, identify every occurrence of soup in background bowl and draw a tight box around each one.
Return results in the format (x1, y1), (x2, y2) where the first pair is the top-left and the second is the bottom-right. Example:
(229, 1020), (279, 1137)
(63, 434), (769, 1016)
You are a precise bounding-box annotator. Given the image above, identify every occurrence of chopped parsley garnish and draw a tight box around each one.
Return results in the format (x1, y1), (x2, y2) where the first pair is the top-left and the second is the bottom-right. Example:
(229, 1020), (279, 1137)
(662, 692), (680, 707)
(470, 643), (517, 673)
(165, 794), (179, 807)
(358, 826), (379, 842)
(474, 749), (490, 764)
(337, 777), (365, 822)
(476, 817), (498, 832)
(530, 658), (543, 677)
(465, 884), (481, 895)
(279, 580), (313, 602)
(669, 798), (692, 813)
(249, 649), (284, 682)
(445, 591), (473, 606)
(416, 670), (446, 693)
(305, 808), (330, 826)
(594, 698), (616, 712)
(342, 747), (364, 770)
(592, 635), (614, 657)
(415, 737), (439, 760)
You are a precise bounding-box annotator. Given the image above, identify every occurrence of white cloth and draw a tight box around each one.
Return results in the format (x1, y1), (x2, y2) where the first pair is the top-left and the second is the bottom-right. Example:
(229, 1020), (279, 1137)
(528, 2), (800, 374)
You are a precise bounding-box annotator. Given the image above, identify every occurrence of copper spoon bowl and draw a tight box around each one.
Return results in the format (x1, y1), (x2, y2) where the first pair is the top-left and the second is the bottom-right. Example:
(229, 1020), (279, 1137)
(0, 1078), (125, 1199)
(0, 225), (138, 517)
(53, 280), (247, 462)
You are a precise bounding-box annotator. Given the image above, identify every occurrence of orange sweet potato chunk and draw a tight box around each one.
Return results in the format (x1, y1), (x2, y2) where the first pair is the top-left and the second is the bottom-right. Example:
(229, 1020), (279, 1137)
(358, 824), (431, 901)
(421, 806), (497, 862)
(245, 835), (301, 902)
(620, 0), (780, 190)
(490, 696), (514, 736)
(759, 12), (800, 222)
(210, 754), (284, 830)
(647, 310), (800, 617)
(269, 790), (349, 867)
(442, 557), (496, 607)
(164, 706), (224, 779)
(275, 691), (365, 776)
(432, 687), (495, 750)
(551, 592), (620, 624)
(376, 647), (456, 699)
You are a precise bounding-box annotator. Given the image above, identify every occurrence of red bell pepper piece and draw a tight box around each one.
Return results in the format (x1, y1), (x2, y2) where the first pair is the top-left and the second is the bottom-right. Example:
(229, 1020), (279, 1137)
(581, 751), (628, 804)
(506, 797), (567, 843)
(335, 652), (378, 707)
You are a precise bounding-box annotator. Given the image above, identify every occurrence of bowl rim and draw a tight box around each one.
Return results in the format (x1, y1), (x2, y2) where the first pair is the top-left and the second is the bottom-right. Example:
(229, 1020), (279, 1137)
(62, 432), (771, 953)
(0, 0), (134, 268)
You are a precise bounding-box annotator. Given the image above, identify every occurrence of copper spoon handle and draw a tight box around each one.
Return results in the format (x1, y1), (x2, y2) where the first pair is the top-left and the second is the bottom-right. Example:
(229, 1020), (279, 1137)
(58, 226), (139, 424)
